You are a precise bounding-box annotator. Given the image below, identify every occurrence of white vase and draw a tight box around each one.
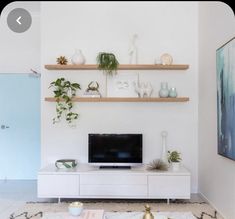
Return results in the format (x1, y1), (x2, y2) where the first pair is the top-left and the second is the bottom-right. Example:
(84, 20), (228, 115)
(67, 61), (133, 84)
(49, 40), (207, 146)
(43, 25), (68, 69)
(71, 49), (86, 65)
(159, 82), (169, 97)
(161, 131), (168, 163)
(172, 162), (180, 171)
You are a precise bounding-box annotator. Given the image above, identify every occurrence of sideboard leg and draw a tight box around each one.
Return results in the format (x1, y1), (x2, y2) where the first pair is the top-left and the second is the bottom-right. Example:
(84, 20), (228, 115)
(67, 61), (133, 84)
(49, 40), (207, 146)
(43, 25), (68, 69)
(167, 199), (170, 204)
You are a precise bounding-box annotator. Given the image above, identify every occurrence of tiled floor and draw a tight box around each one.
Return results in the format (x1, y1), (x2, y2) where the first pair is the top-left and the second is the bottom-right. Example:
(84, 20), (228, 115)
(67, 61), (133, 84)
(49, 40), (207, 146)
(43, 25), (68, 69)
(0, 180), (205, 219)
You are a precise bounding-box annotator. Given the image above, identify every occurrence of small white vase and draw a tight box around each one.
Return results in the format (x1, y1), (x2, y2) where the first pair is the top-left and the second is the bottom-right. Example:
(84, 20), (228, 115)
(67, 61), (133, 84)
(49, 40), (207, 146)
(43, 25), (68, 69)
(172, 162), (180, 171)
(71, 49), (86, 65)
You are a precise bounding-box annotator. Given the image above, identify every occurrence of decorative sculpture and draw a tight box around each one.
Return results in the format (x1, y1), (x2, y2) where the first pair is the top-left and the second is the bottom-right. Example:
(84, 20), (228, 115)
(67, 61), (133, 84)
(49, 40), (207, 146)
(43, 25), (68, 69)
(143, 205), (154, 219)
(128, 34), (138, 64)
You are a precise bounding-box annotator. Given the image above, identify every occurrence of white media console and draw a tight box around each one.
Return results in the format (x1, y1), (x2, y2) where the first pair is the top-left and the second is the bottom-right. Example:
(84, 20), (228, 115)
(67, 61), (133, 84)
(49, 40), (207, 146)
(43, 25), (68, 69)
(37, 164), (191, 203)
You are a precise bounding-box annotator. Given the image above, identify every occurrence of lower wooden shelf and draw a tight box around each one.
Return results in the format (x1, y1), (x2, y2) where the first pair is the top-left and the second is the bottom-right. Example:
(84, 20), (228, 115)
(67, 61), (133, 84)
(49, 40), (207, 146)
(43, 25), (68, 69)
(44, 97), (189, 102)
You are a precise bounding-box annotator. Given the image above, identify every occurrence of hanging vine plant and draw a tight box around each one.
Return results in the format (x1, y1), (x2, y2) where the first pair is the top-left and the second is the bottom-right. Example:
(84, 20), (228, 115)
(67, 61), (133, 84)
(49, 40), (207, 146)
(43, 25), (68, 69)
(96, 52), (119, 76)
(49, 78), (81, 124)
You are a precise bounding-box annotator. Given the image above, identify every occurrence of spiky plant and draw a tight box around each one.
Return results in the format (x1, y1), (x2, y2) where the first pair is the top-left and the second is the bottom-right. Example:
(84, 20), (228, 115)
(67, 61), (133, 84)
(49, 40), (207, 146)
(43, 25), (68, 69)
(146, 159), (168, 171)
(56, 56), (68, 65)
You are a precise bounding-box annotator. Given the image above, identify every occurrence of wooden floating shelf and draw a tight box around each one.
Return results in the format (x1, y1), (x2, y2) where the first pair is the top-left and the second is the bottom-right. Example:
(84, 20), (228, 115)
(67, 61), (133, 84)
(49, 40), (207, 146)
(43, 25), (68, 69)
(44, 97), (190, 102)
(44, 64), (189, 70)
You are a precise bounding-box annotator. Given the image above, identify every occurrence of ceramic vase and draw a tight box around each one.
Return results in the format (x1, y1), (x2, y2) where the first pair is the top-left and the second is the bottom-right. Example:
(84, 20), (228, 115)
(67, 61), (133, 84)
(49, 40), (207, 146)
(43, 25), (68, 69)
(169, 87), (177, 98)
(71, 49), (86, 65)
(172, 162), (180, 171)
(159, 82), (169, 97)
(161, 131), (168, 163)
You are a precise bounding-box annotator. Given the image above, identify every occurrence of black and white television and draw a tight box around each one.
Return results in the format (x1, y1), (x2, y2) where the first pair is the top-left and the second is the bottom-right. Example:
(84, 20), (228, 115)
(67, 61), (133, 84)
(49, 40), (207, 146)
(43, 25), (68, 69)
(88, 134), (142, 168)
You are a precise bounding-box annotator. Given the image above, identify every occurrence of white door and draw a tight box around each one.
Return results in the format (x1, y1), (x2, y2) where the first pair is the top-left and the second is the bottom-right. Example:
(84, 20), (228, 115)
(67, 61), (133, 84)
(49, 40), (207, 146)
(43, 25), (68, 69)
(0, 74), (40, 179)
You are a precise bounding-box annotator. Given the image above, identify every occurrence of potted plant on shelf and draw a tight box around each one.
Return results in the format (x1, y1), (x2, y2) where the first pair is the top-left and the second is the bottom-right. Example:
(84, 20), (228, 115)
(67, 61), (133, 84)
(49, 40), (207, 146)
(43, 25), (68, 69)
(96, 52), (119, 76)
(167, 150), (182, 171)
(49, 78), (81, 125)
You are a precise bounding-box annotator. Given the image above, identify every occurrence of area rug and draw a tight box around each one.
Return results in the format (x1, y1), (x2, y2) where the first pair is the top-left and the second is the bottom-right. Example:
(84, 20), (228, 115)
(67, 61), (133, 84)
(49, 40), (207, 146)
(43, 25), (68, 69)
(9, 200), (222, 219)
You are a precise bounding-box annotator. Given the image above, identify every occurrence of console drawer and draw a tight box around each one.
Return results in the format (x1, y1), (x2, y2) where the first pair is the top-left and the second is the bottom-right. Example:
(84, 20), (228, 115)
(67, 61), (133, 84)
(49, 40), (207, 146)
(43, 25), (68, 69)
(80, 185), (147, 197)
(80, 174), (147, 185)
(38, 174), (79, 197)
(148, 175), (190, 198)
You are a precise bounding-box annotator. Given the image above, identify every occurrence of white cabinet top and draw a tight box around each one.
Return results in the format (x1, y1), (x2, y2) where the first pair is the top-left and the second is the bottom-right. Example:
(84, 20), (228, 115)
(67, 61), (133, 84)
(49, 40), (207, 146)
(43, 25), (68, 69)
(38, 163), (190, 176)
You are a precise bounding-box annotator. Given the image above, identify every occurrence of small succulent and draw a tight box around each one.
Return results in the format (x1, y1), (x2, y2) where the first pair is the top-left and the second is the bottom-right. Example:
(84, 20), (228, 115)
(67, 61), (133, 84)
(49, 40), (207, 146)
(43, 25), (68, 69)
(57, 56), (68, 65)
(146, 159), (168, 171)
(167, 150), (182, 163)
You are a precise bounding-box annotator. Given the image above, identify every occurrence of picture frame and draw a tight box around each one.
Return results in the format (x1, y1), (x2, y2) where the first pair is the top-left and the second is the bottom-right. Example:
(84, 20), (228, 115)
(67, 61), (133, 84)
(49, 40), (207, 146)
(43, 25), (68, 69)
(216, 37), (235, 161)
(107, 73), (139, 97)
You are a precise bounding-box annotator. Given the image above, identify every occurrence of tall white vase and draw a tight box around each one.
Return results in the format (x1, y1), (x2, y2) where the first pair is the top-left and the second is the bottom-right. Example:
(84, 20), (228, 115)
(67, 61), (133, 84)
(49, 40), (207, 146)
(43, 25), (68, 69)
(161, 131), (168, 163)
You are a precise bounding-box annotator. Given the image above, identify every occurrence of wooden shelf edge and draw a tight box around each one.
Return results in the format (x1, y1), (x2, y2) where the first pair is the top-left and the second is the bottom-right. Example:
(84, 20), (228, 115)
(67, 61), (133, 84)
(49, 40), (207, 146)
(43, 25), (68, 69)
(44, 97), (190, 102)
(44, 64), (189, 70)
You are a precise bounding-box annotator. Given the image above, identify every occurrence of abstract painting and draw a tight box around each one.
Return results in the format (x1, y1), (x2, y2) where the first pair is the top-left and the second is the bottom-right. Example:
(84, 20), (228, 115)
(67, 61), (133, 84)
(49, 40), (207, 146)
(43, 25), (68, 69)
(216, 37), (235, 160)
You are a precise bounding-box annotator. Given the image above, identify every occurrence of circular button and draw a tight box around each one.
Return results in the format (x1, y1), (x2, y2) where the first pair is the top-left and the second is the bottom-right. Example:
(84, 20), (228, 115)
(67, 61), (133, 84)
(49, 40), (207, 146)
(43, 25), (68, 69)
(7, 8), (32, 33)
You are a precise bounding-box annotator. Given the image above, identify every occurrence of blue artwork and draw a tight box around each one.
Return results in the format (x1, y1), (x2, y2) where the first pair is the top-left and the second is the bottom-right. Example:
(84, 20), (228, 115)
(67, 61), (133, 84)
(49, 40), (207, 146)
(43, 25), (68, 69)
(216, 37), (235, 161)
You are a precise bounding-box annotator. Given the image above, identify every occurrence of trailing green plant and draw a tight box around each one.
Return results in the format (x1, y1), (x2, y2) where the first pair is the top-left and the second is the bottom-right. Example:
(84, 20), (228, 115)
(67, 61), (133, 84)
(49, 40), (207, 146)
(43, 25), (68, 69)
(167, 150), (182, 163)
(96, 52), (119, 76)
(49, 78), (81, 124)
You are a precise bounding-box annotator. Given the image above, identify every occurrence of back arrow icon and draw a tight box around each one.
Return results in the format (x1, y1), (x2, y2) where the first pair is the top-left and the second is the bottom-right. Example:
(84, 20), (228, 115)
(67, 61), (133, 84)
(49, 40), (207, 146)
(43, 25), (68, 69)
(16, 16), (22, 25)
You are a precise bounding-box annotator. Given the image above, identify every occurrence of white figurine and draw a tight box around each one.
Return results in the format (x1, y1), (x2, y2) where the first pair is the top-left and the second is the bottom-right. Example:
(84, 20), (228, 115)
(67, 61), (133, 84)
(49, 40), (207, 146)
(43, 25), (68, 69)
(128, 34), (138, 64)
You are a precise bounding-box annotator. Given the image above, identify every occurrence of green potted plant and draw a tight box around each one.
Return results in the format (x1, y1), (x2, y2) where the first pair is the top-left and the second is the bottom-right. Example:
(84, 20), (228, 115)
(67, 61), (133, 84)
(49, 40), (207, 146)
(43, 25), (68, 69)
(167, 150), (182, 171)
(96, 52), (119, 76)
(49, 78), (81, 124)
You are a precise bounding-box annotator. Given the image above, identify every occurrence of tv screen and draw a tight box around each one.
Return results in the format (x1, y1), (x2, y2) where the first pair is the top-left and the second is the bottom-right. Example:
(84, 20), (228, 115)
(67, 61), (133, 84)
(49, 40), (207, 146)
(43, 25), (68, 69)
(88, 134), (142, 166)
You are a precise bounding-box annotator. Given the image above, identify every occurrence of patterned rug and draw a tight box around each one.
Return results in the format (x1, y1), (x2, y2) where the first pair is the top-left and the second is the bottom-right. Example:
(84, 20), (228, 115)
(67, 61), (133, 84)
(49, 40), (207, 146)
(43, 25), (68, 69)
(9, 200), (222, 219)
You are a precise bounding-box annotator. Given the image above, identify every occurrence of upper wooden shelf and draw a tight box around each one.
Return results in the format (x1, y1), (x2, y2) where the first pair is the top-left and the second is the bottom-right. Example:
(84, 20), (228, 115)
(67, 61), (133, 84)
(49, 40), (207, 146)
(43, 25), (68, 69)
(45, 97), (190, 102)
(44, 64), (189, 70)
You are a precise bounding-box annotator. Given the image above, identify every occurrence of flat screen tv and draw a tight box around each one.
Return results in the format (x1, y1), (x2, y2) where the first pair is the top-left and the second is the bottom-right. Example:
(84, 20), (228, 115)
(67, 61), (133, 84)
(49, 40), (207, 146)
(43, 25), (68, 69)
(88, 134), (142, 168)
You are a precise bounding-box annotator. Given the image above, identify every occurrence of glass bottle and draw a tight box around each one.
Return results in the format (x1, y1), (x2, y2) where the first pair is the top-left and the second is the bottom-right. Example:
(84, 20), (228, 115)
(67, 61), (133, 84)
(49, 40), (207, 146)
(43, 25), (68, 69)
(169, 87), (177, 98)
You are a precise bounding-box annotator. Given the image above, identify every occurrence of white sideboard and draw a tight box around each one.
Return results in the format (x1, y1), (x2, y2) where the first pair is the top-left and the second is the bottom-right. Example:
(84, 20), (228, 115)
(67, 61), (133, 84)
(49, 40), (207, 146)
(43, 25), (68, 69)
(37, 164), (190, 203)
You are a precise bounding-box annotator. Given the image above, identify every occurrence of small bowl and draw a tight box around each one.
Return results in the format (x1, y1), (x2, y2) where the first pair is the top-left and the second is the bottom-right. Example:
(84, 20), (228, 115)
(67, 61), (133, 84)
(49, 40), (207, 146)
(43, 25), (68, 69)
(68, 202), (83, 216)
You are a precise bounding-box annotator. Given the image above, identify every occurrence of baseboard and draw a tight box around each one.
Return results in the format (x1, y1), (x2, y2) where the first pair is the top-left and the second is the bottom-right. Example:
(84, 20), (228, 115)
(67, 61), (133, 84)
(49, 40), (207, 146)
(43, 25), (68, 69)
(199, 192), (227, 219)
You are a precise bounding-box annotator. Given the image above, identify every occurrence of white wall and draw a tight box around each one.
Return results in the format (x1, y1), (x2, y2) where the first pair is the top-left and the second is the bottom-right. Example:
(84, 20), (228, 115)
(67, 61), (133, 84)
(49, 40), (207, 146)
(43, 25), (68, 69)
(198, 2), (235, 219)
(41, 2), (199, 192)
(0, 2), (40, 73)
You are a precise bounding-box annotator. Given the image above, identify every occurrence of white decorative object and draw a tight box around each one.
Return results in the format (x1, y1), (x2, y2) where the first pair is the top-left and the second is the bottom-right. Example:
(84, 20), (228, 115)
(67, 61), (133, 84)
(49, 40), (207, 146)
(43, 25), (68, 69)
(161, 131), (168, 163)
(145, 82), (153, 97)
(107, 73), (138, 97)
(160, 53), (173, 65)
(71, 49), (86, 65)
(128, 34), (138, 64)
(134, 82), (153, 98)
